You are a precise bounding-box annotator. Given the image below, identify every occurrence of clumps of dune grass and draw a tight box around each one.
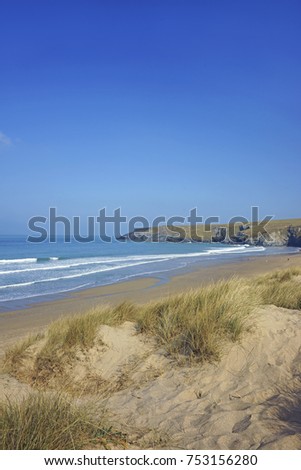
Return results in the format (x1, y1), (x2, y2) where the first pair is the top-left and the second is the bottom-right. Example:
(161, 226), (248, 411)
(2, 333), (44, 377)
(3, 267), (301, 388)
(137, 278), (258, 361)
(40, 301), (138, 355)
(256, 266), (301, 283)
(4, 279), (257, 384)
(0, 392), (126, 450)
(3, 302), (140, 387)
(255, 267), (301, 310)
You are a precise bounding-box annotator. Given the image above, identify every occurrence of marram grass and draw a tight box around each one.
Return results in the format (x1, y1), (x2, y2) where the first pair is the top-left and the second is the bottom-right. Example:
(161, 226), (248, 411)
(137, 278), (257, 361)
(3, 267), (301, 385)
(0, 392), (125, 450)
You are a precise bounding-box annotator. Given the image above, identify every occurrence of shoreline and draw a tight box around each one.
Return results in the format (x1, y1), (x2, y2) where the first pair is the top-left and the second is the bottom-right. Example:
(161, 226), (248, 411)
(0, 247), (299, 314)
(0, 251), (301, 355)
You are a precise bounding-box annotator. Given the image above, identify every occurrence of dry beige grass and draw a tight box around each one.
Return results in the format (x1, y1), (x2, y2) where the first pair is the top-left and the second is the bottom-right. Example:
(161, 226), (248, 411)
(255, 267), (301, 310)
(137, 278), (257, 361)
(0, 392), (125, 450)
(3, 333), (44, 378)
(3, 279), (256, 385)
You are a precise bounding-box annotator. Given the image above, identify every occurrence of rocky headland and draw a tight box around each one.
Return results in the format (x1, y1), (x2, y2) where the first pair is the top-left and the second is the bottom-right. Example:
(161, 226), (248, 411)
(117, 219), (301, 247)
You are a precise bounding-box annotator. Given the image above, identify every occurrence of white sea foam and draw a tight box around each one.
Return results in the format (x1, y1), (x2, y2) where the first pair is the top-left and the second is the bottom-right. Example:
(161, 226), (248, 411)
(0, 246), (266, 275)
(0, 258), (37, 264)
(0, 260), (168, 289)
(0, 281), (36, 289)
(0, 246), (266, 277)
(2, 246), (256, 295)
(0, 282), (92, 302)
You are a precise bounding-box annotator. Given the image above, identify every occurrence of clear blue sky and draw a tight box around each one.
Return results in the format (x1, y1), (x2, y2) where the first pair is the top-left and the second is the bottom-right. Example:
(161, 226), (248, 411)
(0, 0), (300, 234)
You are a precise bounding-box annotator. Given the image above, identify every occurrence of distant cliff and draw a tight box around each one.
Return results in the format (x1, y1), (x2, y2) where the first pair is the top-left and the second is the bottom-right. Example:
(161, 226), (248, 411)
(117, 219), (301, 247)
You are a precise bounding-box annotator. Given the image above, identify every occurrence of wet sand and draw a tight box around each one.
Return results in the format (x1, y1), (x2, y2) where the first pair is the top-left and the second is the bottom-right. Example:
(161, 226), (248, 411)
(0, 252), (300, 355)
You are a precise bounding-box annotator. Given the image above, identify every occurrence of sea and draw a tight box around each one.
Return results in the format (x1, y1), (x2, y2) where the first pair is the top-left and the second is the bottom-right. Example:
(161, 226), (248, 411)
(0, 235), (298, 311)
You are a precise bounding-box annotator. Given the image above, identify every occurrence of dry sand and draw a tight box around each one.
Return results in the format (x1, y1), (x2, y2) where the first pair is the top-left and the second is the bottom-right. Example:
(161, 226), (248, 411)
(1, 252), (301, 449)
(93, 306), (301, 449)
(3, 306), (301, 449)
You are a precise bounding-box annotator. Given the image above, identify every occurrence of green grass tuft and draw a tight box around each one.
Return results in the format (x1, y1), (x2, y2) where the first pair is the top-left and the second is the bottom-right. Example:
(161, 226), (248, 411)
(255, 267), (301, 310)
(137, 278), (258, 361)
(0, 392), (125, 450)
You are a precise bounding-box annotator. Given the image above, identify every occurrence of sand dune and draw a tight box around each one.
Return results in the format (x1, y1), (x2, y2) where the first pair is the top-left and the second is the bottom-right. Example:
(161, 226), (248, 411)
(1, 262), (301, 450)
(90, 306), (301, 449)
(3, 304), (300, 449)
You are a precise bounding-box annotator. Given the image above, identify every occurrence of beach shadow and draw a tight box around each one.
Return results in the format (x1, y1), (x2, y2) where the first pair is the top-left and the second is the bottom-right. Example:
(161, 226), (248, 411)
(257, 378), (301, 448)
(273, 385), (301, 432)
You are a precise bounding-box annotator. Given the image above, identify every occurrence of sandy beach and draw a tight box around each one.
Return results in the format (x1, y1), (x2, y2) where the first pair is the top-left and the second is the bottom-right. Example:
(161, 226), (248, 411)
(0, 252), (300, 355)
(1, 252), (301, 450)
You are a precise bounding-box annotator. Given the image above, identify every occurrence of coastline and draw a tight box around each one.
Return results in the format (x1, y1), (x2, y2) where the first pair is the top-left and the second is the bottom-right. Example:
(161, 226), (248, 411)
(0, 251), (300, 356)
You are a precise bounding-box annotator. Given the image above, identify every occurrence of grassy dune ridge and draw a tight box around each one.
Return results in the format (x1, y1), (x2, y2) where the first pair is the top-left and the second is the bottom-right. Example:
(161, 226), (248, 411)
(1, 266), (301, 449)
(3, 267), (301, 381)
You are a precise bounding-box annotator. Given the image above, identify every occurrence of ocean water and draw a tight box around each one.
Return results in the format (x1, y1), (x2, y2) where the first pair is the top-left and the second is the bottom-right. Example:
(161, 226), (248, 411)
(0, 235), (298, 311)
